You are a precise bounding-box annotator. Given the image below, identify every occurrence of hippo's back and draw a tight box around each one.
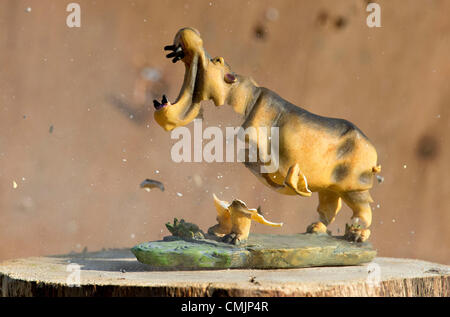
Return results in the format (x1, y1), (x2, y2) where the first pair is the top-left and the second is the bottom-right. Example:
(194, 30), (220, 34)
(262, 88), (378, 192)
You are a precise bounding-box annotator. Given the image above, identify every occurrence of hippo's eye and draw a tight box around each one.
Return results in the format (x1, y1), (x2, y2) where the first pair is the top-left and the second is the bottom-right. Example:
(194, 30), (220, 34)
(212, 57), (224, 65)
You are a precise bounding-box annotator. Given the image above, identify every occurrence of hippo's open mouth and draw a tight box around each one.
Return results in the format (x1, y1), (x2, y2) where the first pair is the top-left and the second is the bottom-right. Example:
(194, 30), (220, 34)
(152, 29), (203, 131)
(153, 45), (185, 111)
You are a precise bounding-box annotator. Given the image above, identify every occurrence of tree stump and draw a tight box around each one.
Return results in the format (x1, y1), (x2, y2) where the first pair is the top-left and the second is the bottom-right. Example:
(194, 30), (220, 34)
(0, 249), (448, 296)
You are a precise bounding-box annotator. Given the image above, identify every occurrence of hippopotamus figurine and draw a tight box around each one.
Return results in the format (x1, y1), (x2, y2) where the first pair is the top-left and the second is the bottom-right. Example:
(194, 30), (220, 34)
(153, 28), (381, 243)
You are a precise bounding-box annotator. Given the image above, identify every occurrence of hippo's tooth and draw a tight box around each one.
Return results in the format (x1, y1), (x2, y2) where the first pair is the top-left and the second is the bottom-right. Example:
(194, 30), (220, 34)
(166, 51), (178, 58)
(164, 44), (176, 51)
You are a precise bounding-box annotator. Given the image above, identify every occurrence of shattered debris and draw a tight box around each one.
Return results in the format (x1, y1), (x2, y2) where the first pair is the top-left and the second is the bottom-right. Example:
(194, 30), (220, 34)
(140, 179), (165, 192)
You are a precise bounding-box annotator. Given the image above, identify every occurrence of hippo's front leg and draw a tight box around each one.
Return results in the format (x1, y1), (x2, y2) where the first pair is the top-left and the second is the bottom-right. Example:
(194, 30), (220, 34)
(283, 163), (312, 197)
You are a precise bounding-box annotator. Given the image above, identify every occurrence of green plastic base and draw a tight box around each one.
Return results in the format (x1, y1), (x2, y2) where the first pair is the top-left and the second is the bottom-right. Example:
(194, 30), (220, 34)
(131, 233), (376, 270)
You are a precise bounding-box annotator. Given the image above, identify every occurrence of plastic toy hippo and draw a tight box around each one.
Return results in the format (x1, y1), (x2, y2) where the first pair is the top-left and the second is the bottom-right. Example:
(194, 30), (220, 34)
(153, 28), (381, 243)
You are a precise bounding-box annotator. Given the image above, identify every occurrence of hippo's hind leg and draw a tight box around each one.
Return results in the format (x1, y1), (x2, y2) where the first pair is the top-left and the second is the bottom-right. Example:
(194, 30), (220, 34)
(341, 190), (373, 242)
(307, 190), (342, 234)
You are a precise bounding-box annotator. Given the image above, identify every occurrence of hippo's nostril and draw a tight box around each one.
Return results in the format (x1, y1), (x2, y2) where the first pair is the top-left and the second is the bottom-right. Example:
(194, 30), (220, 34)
(162, 95), (169, 104)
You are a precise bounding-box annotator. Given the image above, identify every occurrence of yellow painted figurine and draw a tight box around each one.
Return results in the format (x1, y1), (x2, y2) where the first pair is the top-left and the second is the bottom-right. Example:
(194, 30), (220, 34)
(208, 194), (283, 244)
(154, 28), (381, 243)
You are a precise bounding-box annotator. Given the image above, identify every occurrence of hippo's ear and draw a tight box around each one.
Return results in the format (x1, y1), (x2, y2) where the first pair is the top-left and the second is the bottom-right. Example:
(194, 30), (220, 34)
(224, 73), (237, 84)
(212, 56), (225, 65)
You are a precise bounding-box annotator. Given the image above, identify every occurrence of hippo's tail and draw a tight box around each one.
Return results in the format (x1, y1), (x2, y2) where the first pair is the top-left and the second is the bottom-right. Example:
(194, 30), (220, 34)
(372, 165), (381, 174)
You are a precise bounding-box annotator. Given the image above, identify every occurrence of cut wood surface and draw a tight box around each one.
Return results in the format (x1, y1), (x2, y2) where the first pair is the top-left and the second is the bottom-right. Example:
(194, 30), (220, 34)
(0, 249), (448, 296)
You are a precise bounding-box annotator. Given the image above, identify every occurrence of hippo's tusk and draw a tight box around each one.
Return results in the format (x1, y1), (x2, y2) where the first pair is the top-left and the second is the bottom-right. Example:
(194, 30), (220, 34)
(166, 51), (178, 58)
(164, 45), (176, 51)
